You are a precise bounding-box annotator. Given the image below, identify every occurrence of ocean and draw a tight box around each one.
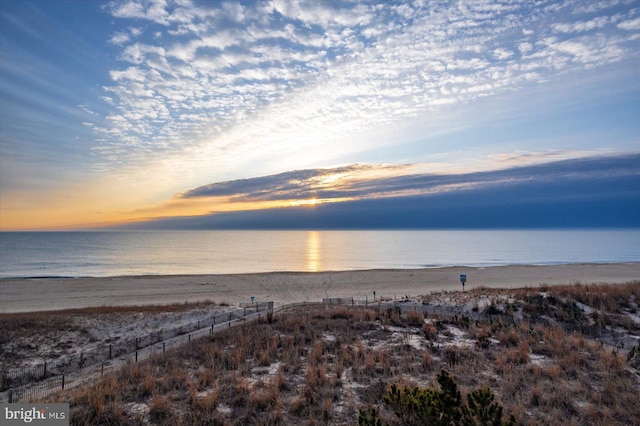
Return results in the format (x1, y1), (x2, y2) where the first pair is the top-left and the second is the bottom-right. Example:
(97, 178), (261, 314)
(0, 230), (639, 278)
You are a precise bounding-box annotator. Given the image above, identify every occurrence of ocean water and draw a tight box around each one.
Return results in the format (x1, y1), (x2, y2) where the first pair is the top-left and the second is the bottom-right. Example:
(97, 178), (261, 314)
(0, 230), (639, 278)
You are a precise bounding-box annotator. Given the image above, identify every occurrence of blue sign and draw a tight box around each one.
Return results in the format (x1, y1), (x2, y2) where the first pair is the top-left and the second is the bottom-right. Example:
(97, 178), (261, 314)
(460, 274), (467, 283)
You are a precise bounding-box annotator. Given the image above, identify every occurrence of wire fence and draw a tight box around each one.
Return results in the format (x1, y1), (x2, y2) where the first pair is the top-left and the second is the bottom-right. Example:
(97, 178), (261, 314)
(0, 294), (579, 404)
(1, 302), (274, 400)
(6, 375), (65, 405)
(4, 312), (266, 403)
(4, 299), (412, 402)
(3, 296), (633, 403)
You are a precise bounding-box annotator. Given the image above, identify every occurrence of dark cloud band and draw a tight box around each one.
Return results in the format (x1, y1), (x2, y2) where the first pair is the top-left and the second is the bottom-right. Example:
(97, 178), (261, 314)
(178, 154), (640, 204)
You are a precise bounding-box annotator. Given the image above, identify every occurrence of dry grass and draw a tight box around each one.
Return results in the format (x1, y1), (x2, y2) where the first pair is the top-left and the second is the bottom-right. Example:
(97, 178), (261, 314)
(1, 300), (222, 319)
(0, 300), (225, 370)
(0, 301), (221, 341)
(43, 283), (640, 425)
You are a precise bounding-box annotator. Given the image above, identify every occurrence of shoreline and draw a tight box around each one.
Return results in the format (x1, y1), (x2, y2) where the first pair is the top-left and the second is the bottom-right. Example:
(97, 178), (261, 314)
(1, 262), (639, 313)
(2, 260), (639, 280)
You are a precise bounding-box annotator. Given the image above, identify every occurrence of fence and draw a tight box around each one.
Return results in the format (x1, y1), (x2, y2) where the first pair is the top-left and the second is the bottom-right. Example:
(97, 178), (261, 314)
(323, 297), (353, 305)
(3, 295), (628, 403)
(0, 296), (532, 402)
(239, 301), (274, 310)
(1, 304), (274, 400)
(4, 298), (404, 402)
(6, 375), (65, 405)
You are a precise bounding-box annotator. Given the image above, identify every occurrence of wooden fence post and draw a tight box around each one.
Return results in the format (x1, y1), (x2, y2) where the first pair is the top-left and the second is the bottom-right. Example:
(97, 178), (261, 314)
(43, 362), (47, 379)
(61, 375), (65, 390)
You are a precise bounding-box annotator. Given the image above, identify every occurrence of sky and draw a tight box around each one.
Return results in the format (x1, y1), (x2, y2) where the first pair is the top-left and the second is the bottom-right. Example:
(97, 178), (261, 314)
(0, 0), (639, 230)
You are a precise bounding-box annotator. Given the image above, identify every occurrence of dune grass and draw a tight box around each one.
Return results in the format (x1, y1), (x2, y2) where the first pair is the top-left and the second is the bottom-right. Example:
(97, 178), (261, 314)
(48, 282), (640, 425)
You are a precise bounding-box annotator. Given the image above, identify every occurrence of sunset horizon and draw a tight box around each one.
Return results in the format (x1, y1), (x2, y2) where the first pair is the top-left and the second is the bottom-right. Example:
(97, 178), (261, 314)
(1, 0), (639, 230)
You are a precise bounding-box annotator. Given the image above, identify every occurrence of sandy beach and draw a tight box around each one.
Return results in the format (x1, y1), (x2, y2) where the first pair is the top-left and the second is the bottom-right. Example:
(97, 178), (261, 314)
(1, 262), (638, 313)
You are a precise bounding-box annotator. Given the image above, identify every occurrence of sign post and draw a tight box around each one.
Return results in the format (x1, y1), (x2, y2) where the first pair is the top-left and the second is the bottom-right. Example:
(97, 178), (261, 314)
(459, 274), (467, 292)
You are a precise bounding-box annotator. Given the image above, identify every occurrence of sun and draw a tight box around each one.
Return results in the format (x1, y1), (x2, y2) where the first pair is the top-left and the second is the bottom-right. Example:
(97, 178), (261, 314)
(288, 196), (354, 208)
(293, 198), (319, 207)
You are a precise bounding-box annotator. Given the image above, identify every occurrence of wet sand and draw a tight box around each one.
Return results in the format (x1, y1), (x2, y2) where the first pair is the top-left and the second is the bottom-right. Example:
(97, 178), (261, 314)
(1, 262), (638, 313)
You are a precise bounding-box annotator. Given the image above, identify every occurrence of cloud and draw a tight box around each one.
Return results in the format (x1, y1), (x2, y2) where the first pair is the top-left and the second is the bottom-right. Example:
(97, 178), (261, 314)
(618, 17), (640, 31)
(92, 0), (640, 176)
(113, 153), (640, 230)
(109, 31), (130, 45)
(552, 15), (620, 34)
(177, 164), (407, 201)
(493, 48), (514, 60)
(107, 0), (171, 25)
(177, 153), (640, 207)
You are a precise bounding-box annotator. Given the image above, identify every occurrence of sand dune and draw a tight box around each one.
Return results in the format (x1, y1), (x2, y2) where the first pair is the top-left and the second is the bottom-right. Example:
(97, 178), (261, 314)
(1, 262), (639, 313)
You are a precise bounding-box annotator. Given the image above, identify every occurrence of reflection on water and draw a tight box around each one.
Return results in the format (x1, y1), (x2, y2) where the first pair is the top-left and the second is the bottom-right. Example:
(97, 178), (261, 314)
(2, 230), (638, 277)
(306, 231), (321, 272)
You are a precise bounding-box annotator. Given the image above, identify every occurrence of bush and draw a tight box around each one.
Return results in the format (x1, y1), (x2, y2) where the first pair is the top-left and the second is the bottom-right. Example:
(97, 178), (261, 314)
(407, 310), (424, 327)
(359, 370), (515, 426)
(359, 406), (385, 426)
(463, 388), (511, 426)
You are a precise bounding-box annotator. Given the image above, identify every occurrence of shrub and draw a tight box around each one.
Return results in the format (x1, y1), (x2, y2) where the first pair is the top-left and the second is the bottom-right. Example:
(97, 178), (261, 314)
(407, 310), (424, 327)
(359, 406), (385, 426)
(627, 345), (640, 369)
(498, 328), (519, 347)
(331, 307), (353, 320)
(149, 395), (172, 423)
(474, 326), (491, 349)
(422, 352), (432, 370)
(463, 388), (514, 426)
(423, 323), (438, 342)
(359, 370), (514, 426)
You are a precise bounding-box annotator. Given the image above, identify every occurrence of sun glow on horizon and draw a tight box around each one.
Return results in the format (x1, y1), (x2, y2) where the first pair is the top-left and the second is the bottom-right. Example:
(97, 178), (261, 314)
(1, 1), (639, 231)
(0, 150), (624, 231)
(292, 198), (319, 207)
